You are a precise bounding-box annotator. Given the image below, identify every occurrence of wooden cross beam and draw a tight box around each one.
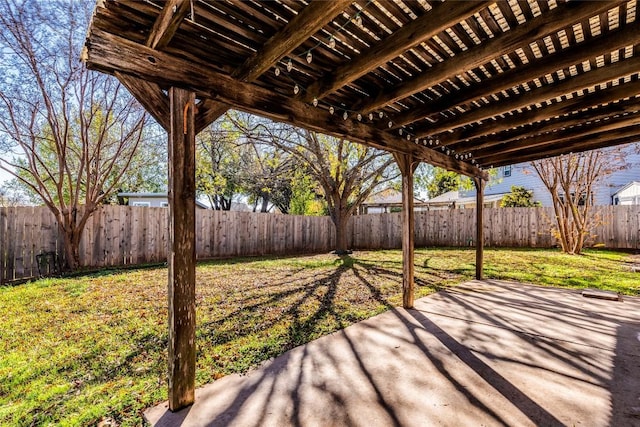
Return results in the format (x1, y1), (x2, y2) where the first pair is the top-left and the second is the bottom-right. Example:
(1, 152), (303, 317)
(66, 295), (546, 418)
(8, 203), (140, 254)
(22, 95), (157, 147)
(471, 113), (640, 161)
(481, 126), (640, 167)
(146, 0), (191, 50)
(195, 0), (350, 131)
(441, 79), (640, 149)
(414, 55), (640, 138)
(113, 0), (350, 133)
(360, 1), (623, 115)
(113, 0), (191, 130)
(391, 22), (640, 129)
(116, 72), (170, 131)
(192, 0), (351, 130)
(236, 0), (351, 82)
(450, 96), (640, 154)
(85, 29), (487, 179)
(302, 1), (485, 102)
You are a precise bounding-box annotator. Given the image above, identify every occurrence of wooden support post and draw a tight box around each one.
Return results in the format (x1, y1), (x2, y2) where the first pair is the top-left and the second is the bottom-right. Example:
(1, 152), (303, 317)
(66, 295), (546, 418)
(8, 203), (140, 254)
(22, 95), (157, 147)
(394, 153), (418, 309)
(474, 177), (485, 280)
(167, 87), (196, 411)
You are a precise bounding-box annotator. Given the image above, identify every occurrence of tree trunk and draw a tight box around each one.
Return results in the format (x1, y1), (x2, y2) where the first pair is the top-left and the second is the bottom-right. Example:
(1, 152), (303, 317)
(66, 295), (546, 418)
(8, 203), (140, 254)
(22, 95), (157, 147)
(332, 211), (350, 254)
(57, 219), (80, 271)
(260, 195), (269, 213)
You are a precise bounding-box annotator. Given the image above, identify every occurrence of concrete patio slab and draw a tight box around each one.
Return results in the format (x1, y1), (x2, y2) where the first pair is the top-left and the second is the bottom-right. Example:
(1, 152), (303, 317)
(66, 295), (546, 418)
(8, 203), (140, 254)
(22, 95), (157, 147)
(145, 280), (640, 426)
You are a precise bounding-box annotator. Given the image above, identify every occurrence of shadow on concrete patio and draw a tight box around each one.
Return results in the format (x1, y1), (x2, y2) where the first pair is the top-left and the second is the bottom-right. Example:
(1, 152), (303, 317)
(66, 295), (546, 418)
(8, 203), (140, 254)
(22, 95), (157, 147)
(146, 280), (640, 427)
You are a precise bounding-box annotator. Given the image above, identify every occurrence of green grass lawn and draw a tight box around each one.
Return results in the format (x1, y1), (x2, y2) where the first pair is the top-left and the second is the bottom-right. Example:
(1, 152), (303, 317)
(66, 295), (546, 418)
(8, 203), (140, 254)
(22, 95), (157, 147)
(1, 248), (638, 426)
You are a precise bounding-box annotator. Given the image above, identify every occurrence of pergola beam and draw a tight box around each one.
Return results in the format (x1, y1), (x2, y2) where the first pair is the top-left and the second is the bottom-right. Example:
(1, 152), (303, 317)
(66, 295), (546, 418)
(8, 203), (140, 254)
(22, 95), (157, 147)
(449, 95), (640, 154)
(194, 100), (229, 134)
(442, 80), (640, 149)
(391, 23), (640, 129)
(481, 125), (640, 167)
(472, 114), (640, 161)
(146, 0), (191, 50)
(361, 1), (621, 115)
(193, 0), (349, 133)
(85, 29), (486, 179)
(116, 72), (170, 131)
(303, 1), (485, 102)
(236, 0), (351, 82)
(414, 55), (640, 138)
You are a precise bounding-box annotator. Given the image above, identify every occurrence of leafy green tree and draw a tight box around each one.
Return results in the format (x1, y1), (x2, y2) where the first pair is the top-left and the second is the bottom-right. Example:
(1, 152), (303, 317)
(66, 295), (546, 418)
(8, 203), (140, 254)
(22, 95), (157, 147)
(240, 144), (294, 213)
(196, 120), (244, 210)
(500, 186), (541, 207)
(289, 168), (326, 215)
(426, 168), (462, 198)
(420, 166), (499, 200)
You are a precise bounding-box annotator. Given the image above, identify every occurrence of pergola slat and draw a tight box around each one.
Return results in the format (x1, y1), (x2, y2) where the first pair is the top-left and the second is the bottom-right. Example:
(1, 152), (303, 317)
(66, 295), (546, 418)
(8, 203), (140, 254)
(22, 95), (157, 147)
(472, 113), (640, 161)
(360, 1), (623, 115)
(392, 23), (640, 128)
(450, 96), (640, 154)
(442, 79), (640, 149)
(485, 131), (640, 167)
(414, 55), (640, 138)
(303, 1), (486, 102)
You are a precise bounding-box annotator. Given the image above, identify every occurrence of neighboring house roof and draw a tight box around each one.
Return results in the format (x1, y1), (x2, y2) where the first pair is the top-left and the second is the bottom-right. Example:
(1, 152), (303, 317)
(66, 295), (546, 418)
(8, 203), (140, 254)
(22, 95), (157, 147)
(426, 190), (459, 204)
(612, 181), (640, 196)
(425, 190), (506, 207)
(117, 192), (209, 209)
(230, 202), (251, 212)
(362, 189), (424, 206)
(118, 192), (169, 198)
(457, 193), (508, 206)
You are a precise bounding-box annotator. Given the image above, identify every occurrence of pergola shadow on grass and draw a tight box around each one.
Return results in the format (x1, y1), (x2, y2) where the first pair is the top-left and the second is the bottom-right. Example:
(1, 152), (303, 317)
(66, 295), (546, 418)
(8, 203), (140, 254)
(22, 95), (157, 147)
(83, 0), (640, 409)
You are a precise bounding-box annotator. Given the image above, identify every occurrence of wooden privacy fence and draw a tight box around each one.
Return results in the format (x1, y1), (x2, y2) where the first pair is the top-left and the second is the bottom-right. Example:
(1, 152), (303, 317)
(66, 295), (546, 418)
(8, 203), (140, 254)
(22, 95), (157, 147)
(0, 206), (336, 283)
(2, 205), (639, 283)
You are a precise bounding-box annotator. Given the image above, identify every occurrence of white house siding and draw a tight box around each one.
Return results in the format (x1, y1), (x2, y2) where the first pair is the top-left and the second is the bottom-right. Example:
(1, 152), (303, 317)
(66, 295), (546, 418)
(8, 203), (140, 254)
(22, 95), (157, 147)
(128, 196), (169, 207)
(118, 192), (210, 209)
(460, 143), (640, 207)
(460, 163), (553, 206)
(613, 182), (640, 205)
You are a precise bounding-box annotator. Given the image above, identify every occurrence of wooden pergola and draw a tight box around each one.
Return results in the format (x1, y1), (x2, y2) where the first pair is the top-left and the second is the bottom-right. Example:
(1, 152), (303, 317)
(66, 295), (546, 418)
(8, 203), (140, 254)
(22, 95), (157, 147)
(83, 0), (640, 411)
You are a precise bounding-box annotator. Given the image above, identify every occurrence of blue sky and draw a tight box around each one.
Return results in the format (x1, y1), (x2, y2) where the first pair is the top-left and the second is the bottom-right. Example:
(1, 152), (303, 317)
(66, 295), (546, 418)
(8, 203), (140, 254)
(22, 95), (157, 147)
(0, 167), (12, 185)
